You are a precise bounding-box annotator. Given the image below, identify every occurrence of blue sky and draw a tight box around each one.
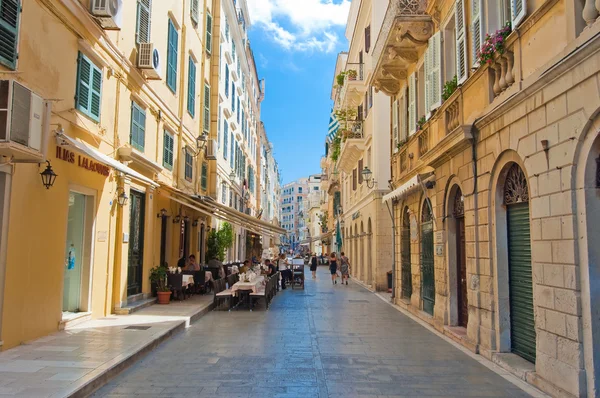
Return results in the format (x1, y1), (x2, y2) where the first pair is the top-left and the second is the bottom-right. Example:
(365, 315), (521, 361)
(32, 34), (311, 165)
(247, 0), (351, 185)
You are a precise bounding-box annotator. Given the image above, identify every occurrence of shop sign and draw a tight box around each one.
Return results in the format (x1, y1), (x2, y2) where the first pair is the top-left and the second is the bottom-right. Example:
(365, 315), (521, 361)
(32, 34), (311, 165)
(56, 146), (110, 177)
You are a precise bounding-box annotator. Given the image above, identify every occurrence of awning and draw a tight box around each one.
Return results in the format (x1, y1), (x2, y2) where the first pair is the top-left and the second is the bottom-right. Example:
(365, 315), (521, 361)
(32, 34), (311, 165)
(56, 132), (158, 187)
(382, 175), (420, 203)
(195, 196), (286, 236)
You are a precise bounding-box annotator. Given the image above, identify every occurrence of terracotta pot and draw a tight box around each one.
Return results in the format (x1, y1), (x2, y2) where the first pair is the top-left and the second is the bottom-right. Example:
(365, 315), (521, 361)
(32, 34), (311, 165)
(157, 291), (171, 304)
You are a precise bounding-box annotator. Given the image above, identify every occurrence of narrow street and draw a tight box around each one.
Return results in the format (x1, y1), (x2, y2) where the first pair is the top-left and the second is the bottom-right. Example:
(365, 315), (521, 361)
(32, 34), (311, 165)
(94, 268), (534, 398)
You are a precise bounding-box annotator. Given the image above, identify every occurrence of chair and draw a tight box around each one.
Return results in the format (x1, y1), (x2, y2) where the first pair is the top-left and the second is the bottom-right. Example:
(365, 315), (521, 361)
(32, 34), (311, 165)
(168, 273), (186, 300)
(250, 277), (270, 311)
(215, 278), (235, 311)
(193, 271), (207, 294)
(292, 264), (305, 290)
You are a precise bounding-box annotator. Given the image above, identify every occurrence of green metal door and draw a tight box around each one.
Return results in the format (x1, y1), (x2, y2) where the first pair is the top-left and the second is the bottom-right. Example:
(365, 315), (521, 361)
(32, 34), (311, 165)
(127, 190), (146, 297)
(401, 207), (412, 299)
(507, 202), (536, 363)
(421, 200), (435, 315)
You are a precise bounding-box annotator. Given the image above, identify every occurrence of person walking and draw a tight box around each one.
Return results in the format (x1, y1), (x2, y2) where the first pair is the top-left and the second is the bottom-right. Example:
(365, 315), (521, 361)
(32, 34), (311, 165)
(310, 253), (318, 279)
(340, 252), (350, 285)
(329, 252), (338, 285)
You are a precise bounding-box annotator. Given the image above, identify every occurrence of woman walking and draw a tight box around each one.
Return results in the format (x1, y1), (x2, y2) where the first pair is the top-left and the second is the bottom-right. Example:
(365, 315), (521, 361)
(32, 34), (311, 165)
(329, 252), (338, 285)
(310, 253), (318, 279)
(340, 252), (350, 285)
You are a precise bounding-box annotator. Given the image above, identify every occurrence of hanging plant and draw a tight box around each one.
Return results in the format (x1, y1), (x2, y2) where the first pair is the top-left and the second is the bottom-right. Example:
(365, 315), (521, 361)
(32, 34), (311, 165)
(477, 22), (512, 66)
(336, 72), (346, 86)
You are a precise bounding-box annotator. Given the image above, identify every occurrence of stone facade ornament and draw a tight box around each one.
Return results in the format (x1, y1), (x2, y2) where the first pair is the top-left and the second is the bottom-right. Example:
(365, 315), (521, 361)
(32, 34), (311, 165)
(503, 164), (529, 205)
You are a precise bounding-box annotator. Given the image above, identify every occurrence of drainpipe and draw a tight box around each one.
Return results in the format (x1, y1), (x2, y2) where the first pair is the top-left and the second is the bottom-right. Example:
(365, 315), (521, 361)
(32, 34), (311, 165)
(386, 198), (396, 301)
(0, 162), (13, 347)
(468, 119), (480, 347)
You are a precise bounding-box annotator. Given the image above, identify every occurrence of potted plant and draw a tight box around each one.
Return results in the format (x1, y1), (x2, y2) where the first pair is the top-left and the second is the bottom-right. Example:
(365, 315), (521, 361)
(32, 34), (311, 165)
(149, 265), (171, 304)
(346, 69), (358, 80)
(336, 72), (346, 86)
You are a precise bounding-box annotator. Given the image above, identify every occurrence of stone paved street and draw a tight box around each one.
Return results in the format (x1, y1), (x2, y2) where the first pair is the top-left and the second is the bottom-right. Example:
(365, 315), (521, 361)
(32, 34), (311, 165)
(93, 268), (539, 398)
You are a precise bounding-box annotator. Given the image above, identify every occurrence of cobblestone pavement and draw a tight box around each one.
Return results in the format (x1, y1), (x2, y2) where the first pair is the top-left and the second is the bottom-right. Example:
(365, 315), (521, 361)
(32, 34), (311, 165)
(93, 268), (535, 398)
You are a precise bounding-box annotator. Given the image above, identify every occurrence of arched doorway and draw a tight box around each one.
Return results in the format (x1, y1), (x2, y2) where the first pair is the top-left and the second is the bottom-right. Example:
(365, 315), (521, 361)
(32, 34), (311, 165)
(367, 219), (372, 287)
(504, 163), (535, 363)
(401, 206), (412, 299)
(360, 221), (365, 284)
(453, 188), (468, 327)
(421, 199), (435, 315)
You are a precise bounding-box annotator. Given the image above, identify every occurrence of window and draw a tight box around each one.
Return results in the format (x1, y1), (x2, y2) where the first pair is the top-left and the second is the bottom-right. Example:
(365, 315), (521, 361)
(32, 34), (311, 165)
(225, 17), (230, 41)
(201, 162), (208, 190)
(352, 168), (357, 191)
(229, 133), (234, 168)
(190, 0), (199, 24)
(187, 57), (196, 117)
(205, 13), (213, 54)
(424, 32), (442, 116)
(418, 63), (425, 120)
(358, 159), (364, 184)
(185, 150), (193, 181)
(471, 0), (483, 68)
(365, 25), (371, 53)
(231, 82), (235, 111)
(203, 84), (210, 133)
(130, 102), (146, 151)
(232, 41), (236, 61)
(163, 130), (174, 169)
(236, 98), (240, 123)
(136, 0), (151, 44)
(167, 19), (178, 92)
(223, 122), (229, 159)
(455, 0), (468, 84)
(225, 64), (230, 97)
(408, 72), (416, 135)
(75, 52), (103, 121)
(443, 14), (457, 84)
(217, 106), (221, 148)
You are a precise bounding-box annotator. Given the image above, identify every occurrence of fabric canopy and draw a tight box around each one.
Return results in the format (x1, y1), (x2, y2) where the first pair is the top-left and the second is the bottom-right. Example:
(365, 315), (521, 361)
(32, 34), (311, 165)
(56, 132), (158, 187)
(382, 175), (420, 203)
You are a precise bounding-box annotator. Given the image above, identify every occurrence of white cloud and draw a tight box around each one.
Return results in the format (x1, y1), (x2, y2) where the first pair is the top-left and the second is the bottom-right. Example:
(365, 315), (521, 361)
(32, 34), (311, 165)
(247, 0), (350, 53)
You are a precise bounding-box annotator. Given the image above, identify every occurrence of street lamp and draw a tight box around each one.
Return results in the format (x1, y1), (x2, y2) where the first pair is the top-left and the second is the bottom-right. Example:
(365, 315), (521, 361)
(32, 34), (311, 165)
(229, 170), (236, 182)
(116, 187), (129, 206)
(40, 160), (57, 189)
(362, 166), (376, 189)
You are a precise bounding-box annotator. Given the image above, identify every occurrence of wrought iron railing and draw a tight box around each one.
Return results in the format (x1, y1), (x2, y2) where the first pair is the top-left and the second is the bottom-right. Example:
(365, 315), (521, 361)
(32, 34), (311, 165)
(398, 0), (428, 15)
(340, 120), (364, 140)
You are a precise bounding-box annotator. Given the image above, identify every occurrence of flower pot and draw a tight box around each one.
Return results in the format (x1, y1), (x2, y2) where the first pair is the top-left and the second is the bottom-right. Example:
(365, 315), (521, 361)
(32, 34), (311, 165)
(157, 291), (172, 304)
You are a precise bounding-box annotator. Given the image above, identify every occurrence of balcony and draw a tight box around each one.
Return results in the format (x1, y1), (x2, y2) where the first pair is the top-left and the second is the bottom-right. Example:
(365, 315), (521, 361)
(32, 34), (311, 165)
(337, 121), (365, 174)
(339, 62), (366, 107)
(371, 0), (432, 96)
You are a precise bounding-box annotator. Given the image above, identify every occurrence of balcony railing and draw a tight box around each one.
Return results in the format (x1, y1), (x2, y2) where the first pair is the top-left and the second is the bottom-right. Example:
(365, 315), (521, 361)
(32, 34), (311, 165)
(445, 93), (462, 133)
(418, 127), (429, 156)
(583, 1), (600, 26)
(398, 0), (428, 15)
(345, 62), (364, 82)
(340, 120), (364, 140)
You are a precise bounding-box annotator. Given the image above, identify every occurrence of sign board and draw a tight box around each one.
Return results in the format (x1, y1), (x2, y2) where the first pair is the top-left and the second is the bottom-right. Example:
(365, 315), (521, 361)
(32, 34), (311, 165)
(56, 146), (110, 177)
(435, 231), (445, 244)
(97, 231), (107, 242)
(436, 244), (444, 256)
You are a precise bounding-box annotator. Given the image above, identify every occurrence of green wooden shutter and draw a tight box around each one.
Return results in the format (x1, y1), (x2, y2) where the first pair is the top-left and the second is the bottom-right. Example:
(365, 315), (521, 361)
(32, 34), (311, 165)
(167, 19), (178, 92)
(205, 13), (212, 54)
(0, 0), (20, 70)
(203, 84), (210, 133)
(201, 162), (208, 190)
(223, 123), (228, 160)
(163, 131), (174, 169)
(507, 202), (536, 363)
(190, 0), (199, 25)
(130, 102), (146, 151)
(75, 52), (102, 121)
(136, 0), (151, 44)
(187, 57), (196, 117)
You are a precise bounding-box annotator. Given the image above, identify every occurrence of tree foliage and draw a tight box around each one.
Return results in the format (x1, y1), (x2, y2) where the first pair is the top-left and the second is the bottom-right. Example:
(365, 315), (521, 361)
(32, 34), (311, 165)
(206, 222), (235, 261)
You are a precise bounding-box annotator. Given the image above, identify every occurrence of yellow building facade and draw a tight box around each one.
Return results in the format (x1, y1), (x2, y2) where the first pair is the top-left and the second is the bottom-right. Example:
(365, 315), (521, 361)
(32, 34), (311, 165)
(369, 0), (600, 396)
(0, 0), (228, 350)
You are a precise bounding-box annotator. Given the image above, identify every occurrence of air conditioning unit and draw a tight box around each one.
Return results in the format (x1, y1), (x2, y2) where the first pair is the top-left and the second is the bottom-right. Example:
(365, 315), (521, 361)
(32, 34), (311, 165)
(138, 43), (162, 80)
(205, 139), (218, 160)
(90, 0), (123, 30)
(0, 80), (51, 161)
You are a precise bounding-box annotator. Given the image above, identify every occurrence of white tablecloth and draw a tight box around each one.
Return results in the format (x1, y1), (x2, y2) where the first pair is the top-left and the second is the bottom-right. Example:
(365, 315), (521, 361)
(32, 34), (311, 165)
(182, 274), (194, 287)
(231, 276), (265, 296)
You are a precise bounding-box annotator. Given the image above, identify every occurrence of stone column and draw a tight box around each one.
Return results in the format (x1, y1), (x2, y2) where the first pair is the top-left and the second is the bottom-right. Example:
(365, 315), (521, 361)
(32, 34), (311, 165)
(0, 163), (12, 346)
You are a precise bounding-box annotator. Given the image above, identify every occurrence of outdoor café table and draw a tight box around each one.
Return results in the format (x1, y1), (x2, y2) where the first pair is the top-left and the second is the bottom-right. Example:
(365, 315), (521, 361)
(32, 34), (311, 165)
(231, 276), (265, 310)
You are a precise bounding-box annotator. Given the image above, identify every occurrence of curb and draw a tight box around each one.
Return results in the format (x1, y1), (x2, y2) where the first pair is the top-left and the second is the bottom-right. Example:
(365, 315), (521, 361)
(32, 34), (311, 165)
(64, 301), (215, 398)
